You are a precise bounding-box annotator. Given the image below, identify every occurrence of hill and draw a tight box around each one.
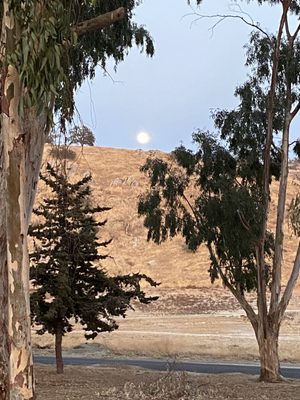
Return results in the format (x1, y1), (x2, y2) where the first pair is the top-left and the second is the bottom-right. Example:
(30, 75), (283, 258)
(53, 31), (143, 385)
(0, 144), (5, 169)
(34, 145), (300, 292)
(31, 145), (300, 362)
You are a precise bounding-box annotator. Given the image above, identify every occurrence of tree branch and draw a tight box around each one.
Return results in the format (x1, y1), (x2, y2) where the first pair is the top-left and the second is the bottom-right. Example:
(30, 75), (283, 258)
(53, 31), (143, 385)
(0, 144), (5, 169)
(291, 22), (300, 44)
(258, 0), (289, 329)
(278, 242), (300, 322)
(186, 12), (271, 40)
(207, 243), (258, 330)
(71, 7), (126, 36)
(290, 100), (300, 120)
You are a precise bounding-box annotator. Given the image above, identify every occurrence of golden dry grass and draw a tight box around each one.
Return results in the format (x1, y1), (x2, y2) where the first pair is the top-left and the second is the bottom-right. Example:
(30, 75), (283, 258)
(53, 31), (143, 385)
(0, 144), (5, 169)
(32, 148), (300, 366)
(37, 145), (300, 290)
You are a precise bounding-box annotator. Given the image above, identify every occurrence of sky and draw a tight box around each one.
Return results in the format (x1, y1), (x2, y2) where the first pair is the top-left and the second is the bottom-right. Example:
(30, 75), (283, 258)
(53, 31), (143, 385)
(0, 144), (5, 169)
(75, 0), (298, 152)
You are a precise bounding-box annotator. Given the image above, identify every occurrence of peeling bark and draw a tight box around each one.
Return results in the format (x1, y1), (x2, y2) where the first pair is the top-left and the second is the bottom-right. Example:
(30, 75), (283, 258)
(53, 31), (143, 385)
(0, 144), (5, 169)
(256, 322), (281, 382)
(72, 7), (125, 36)
(0, 104), (49, 400)
(23, 110), (47, 224)
(0, 122), (9, 399)
(0, 4), (35, 396)
(6, 141), (34, 400)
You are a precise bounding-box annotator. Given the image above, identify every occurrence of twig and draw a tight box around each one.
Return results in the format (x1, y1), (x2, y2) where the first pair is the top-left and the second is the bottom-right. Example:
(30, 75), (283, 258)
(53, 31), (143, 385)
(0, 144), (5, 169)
(184, 12), (271, 40)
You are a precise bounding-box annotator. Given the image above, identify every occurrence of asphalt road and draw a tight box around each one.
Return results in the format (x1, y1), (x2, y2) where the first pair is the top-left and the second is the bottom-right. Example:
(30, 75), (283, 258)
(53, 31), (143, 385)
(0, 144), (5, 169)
(34, 356), (300, 379)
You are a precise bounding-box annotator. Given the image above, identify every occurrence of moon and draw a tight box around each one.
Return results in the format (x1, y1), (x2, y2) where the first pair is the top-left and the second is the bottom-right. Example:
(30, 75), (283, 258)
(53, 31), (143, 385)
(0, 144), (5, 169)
(136, 131), (151, 145)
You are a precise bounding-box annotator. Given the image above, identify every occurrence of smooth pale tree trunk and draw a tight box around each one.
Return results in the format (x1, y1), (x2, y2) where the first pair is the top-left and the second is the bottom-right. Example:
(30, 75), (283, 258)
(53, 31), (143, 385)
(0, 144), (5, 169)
(1, 70), (34, 398)
(0, 109), (47, 399)
(255, 322), (281, 381)
(55, 330), (64, 374)
(0, 56), (47, 400)
(0, 3), (48, 397)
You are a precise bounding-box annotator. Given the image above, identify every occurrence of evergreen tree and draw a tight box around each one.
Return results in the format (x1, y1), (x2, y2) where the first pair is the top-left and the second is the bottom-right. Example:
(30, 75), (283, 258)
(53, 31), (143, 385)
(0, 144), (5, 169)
(29, 164), (157, 374)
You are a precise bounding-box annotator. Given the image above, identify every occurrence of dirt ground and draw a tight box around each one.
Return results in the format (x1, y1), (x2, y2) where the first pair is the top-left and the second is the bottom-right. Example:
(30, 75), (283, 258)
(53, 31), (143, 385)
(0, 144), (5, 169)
(36, 364), (300, 400)
(33, 288), (300, 362)
(33, 288), (300, 399)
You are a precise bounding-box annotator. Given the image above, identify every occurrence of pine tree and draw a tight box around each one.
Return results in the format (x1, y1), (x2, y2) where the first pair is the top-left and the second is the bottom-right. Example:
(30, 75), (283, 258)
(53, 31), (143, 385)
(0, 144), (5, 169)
(29, 163), (157, 374)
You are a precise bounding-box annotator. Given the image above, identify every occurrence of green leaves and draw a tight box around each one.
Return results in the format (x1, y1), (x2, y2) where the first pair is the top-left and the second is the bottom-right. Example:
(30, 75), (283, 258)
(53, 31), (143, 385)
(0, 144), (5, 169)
(4, 0), (154, 123)
(6, 0), (72, 114)
(139, 130), (273, 294)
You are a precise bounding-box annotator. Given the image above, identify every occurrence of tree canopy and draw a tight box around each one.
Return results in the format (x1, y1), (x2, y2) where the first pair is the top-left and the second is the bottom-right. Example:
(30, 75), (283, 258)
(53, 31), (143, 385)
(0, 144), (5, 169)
(69, 125), (95, 146)
(2, 0), (154, 123)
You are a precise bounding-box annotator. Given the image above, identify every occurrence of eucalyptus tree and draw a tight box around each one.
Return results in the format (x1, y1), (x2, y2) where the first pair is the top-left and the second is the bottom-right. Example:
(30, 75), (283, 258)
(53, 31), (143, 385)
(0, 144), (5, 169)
(0, 1), (153, 398)
(139, 0), (300, 382)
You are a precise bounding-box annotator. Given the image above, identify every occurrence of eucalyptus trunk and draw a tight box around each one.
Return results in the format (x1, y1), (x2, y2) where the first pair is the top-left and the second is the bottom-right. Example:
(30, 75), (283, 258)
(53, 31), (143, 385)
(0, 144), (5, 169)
(255, 320), (281, 381)
(0, 1), (50, 396)
(0, 135), (9, 398)
(0, 68), (47, 400)
(1, 69), (33, 399)
(0, 110), (47, 399)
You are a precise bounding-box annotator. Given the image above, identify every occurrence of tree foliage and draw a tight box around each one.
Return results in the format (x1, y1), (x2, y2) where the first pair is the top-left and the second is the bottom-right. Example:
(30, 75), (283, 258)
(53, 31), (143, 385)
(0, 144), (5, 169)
(29, 164), (157, 371)
(69, 125), (95, 146)
(3, 0), (154, 122)
(139, 132), (275, 294)
(46, 125), (96, 146)
(139, 1), (300, 381)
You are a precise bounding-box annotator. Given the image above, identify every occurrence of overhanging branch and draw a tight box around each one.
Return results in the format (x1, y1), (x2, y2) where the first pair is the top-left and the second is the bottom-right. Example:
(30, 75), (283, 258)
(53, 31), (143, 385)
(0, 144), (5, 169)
(71, 7), (126, 36)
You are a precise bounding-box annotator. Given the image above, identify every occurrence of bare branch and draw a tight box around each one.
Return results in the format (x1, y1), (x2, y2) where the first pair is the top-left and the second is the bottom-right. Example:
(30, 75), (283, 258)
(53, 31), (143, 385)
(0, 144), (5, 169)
(182, 193), (201, 224)
(284, 13), (291, 39)
(237, 209), (250, 231)
(278, 242), (300, 322)
(290, 100), (300, 120)
(71, 7), (125, 36)
(291, 22), (300, 43)
(185, 12), (271, 40)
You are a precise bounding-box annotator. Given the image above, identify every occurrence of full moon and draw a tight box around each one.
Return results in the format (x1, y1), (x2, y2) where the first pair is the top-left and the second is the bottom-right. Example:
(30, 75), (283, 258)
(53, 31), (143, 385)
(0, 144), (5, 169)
(136, 131), (151, 145)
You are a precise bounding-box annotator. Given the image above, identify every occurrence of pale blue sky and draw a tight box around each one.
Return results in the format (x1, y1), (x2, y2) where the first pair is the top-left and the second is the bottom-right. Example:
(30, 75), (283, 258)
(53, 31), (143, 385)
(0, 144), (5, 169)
(75, 1), (299, 152)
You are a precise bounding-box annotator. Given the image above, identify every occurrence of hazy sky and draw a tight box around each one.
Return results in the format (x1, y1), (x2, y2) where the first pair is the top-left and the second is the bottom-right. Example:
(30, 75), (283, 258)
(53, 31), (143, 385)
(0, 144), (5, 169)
(75, 1), (298, 152)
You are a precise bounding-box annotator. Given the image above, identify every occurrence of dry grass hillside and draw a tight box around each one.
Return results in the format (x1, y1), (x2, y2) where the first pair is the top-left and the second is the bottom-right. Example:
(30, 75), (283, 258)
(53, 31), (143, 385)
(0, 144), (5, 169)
(31, 145), (300, 364)
(35, 145), (300, 292)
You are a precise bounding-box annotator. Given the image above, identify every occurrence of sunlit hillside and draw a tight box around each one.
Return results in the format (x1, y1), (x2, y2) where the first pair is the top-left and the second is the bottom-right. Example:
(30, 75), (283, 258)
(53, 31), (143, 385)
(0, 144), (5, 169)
(35, 145), (300, 291)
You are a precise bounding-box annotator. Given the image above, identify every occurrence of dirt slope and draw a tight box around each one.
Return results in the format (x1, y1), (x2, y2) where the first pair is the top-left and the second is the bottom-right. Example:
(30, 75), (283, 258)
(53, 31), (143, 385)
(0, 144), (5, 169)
(36, 145), (300, 291)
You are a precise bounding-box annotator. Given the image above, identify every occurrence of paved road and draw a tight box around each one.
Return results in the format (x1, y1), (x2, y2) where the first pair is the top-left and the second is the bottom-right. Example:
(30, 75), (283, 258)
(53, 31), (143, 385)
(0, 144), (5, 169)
(34, 356), (300, 379)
